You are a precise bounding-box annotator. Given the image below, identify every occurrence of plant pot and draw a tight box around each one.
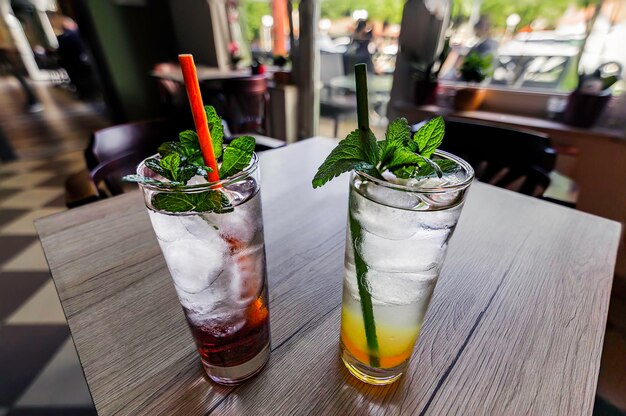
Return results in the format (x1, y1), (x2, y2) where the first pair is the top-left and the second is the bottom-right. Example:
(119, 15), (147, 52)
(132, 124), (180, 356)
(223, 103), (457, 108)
(453, 87), (486, 111)
(273, 71), (291, 86)
(562, 91), (611, 128)
(414, 80), (438, 106)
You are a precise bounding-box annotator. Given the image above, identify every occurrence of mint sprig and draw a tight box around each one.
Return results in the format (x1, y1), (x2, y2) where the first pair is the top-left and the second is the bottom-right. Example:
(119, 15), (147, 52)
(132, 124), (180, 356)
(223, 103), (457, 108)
(312, 115), (448, 188)
(123, 105), (256, 214)
(311, 64), (451, 188)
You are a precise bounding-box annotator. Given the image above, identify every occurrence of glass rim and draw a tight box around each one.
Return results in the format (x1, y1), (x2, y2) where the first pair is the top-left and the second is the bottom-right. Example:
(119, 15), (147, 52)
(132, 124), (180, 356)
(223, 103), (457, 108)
(136, 152), (259, 192)
(355, 149), (474, 194)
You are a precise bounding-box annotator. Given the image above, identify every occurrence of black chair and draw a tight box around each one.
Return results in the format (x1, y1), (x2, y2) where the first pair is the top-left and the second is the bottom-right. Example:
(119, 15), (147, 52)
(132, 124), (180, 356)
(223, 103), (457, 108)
(415, 119), (557, 197)
(319, 51), (357, 137)
(66, 119), (181, 207)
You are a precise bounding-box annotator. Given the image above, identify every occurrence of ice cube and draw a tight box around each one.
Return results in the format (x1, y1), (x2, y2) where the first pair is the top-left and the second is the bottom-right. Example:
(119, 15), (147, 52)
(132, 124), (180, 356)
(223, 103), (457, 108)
(210, 193), (262, 244)
(176, 286), (220, 314)
(231, 244), (265, 306)
(162, 236), (228, 293)
(366, 269), (437, 305)
(357, 227), (451, 273)
(200, 315), (247, 338)
(342, 260), (359, 299)
(187, 175), (208, 185)
(351, 190), (422, 239)
(179, 214), (220, 239)
(148, 211), (188, 242)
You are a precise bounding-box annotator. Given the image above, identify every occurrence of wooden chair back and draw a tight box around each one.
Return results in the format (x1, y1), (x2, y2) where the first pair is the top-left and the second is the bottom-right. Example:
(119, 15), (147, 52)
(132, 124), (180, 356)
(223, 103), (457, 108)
(417, 119), (556, 197)
(85, 119), (179, 195)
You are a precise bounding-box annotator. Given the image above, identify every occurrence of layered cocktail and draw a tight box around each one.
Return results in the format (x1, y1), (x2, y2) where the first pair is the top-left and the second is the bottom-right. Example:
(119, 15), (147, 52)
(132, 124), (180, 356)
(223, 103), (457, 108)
(340, 154), (472, 384)
(313, 63), (474, 384)
(127, 54), (270, 384)
(138, 154), (270, 384)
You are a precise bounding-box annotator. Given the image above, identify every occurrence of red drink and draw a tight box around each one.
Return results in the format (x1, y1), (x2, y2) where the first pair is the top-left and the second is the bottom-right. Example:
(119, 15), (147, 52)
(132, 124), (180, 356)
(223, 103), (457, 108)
(185, 291), (270, 369)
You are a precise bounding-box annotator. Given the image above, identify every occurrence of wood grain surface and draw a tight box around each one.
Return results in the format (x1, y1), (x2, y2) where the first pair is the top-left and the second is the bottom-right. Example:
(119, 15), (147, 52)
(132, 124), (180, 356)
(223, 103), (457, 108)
(36, 137), (621, 415)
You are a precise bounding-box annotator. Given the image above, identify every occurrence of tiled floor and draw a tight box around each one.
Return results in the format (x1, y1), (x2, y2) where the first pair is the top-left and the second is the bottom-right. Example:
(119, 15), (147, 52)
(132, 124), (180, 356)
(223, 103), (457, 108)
(0, 154), (96, 415)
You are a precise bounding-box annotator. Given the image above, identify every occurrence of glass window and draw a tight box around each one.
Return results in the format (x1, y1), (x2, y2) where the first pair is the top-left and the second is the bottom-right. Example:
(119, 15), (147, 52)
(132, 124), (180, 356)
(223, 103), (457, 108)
(440, 0), (626, 92)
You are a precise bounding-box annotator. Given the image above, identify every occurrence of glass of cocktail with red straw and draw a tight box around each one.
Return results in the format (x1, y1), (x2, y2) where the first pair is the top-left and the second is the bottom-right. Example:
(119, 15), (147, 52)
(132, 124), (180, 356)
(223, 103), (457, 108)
(129, 54), (270, 384)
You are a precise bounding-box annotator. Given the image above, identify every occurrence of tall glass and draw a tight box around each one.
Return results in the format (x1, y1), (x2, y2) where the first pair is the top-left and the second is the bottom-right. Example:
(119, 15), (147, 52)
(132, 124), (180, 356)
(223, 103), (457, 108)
(340, 150), (474, 385)
(137, 153), (270, 385)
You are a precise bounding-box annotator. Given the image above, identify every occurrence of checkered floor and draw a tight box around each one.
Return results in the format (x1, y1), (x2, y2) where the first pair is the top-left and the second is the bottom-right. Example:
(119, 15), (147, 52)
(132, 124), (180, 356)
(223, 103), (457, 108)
(0, 152), (96, 415)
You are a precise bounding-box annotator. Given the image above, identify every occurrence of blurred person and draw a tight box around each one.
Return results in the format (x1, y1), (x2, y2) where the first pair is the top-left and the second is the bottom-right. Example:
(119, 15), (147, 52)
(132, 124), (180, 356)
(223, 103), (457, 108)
(0, 5), (41, 112)
(352, 19), (373, 54)
(345, 19), (374, 73)
(470, 15), (496, 57)
(53, 15), (100, 99)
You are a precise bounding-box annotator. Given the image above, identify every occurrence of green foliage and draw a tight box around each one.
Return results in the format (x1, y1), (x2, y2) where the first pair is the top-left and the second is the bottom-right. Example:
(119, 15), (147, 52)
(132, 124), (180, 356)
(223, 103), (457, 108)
(205, 105), (224, 159)
(320, 0), (404, 24)
(459, 52), (493, 83)
(312, 116), (450, 188)
(123, 106), (256, 214)
(312, 129), (379, 188)
(452, 0), (576, 30)
(219, 135), (256, 178)
(242, 0), (272, 41)
(152, 190), (234, 214)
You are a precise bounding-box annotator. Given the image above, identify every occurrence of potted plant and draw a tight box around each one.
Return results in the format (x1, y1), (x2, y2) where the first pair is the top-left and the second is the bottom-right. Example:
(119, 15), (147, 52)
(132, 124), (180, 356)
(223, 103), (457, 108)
(454, 52), (492, 111)
(272, 55), (291, 86)
(562, 62), (621, 128)
(228, 42), (241, 70)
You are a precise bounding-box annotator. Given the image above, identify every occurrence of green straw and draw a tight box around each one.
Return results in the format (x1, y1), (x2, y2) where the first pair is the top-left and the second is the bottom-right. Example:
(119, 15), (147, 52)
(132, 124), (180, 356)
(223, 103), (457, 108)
(352, 63), (380, 367)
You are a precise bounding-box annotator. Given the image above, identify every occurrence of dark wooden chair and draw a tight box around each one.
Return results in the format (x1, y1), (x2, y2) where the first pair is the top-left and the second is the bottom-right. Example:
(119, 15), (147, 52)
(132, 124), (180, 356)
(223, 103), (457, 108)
(415, 119), (557, 197)
(65, 119), (180, 207)
(319, 51), (357, 138)
(222, 75), (269, 135)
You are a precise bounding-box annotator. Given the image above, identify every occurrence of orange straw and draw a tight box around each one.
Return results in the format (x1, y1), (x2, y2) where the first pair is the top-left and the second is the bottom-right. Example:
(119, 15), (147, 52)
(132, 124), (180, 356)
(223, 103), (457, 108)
(178, 54), (220, 182)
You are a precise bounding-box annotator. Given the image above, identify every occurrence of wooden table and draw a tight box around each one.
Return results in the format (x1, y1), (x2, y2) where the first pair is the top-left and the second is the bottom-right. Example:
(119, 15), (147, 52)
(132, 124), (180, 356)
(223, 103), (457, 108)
(150, 65), (254, 83)
(36, 137), (621, 415)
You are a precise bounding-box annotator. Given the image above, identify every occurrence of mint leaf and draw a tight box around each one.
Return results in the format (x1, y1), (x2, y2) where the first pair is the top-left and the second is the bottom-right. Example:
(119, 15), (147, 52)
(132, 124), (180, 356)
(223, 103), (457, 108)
(386, 147), (422, 170)
(385, 117), (411, 143)
(158, 141), (181, 157)
(152, 190), (233, 213)
(392, 165), (417, 179)
(416, 159), (458, 178)
(380, 117), (411, 165)
(160, 153), (181, 179)
(145, 158), (168, 179)
(414, 116), (445, 158)
(313, 129), (380, 188)
(188, 152), (204, 166)
(177, 131), (207, 167)
(193, 190), (233, 213)
(359, 128), (379, 165)
(177, 165), (198, 183)
(179, 130), (200, 150)
(219, 136), (255, 178)
(205, 105), (224, 159)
